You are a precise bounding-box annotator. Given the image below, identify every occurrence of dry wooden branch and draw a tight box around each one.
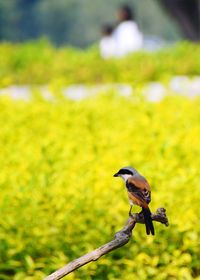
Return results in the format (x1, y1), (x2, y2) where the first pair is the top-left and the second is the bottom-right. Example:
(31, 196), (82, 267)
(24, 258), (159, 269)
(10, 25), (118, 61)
(44, 208), (168, 280)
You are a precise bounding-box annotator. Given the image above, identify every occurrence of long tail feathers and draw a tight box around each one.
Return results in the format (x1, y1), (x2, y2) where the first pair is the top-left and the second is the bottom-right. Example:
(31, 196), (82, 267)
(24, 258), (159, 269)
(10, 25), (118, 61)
(142, 207), (155, 235)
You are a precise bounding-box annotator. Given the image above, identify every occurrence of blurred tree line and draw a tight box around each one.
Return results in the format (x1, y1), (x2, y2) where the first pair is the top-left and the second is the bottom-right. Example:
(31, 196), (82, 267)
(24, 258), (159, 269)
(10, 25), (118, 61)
(0, 0), (185, 47)
(159, 0), (200, 42)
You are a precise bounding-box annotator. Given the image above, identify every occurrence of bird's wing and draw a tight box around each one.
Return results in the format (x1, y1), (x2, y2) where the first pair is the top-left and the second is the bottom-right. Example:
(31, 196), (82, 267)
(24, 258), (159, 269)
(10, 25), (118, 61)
(127, 190), (149, 208)
(126, 176), (151, 206)
(129, 174), (151, 191)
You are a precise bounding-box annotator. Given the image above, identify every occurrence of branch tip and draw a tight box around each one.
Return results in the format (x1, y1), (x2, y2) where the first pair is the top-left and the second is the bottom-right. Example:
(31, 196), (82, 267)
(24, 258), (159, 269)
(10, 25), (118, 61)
(44, 207), (168, 280)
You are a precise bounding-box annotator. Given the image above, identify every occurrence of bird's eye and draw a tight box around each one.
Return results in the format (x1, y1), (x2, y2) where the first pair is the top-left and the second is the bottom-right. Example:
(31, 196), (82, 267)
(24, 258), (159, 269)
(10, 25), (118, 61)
(121, 169), (133, 175)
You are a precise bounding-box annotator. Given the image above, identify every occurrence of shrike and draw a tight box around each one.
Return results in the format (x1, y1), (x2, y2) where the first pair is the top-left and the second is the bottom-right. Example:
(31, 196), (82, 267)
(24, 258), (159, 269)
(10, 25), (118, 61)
(114, 166), (155, 235)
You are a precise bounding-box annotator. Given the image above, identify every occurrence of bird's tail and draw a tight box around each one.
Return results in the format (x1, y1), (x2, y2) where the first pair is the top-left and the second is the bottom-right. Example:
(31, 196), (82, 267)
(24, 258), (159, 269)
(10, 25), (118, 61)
(142, 207), (155, 235)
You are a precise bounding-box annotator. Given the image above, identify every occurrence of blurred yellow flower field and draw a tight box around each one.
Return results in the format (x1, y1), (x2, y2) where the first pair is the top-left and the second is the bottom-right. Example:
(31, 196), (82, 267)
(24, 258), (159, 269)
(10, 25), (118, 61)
(0, 40), (200, 87)
(0, 93), (199, 279)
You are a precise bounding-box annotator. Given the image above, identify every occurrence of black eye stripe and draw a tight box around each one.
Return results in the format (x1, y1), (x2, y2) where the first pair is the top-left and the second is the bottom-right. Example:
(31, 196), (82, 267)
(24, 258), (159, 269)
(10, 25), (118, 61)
(119, 169), (133, 175)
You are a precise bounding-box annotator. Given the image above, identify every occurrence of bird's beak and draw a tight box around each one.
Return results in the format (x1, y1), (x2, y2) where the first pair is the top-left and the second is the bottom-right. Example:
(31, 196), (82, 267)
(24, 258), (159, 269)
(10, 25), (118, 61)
(113, 173), (119, 177)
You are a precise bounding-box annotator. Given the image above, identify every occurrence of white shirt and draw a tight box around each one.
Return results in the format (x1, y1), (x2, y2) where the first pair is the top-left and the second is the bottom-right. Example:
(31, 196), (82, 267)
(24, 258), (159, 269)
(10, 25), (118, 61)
(113, 21), (143, 57)
(99, 36), (117, 59)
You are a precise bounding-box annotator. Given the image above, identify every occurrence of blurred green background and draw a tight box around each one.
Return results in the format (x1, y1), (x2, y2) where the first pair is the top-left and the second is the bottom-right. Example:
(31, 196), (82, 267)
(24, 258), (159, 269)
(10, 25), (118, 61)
(0, 1), (200, 280)
(0, 0), (181, 47)
(0, 41), (199, 280)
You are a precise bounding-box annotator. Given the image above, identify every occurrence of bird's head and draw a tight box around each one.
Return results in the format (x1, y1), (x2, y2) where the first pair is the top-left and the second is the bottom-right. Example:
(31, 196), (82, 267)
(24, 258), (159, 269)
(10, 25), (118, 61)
(113, 166), (137, 182)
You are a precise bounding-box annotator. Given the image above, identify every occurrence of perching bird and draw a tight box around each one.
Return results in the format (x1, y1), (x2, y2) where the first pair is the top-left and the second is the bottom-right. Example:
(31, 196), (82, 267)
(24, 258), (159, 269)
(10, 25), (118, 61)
(114, 166), (155, 235)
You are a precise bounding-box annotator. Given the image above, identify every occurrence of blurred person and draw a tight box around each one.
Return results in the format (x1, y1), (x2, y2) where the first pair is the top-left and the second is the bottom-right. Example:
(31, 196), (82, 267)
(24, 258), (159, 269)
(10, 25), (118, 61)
(99, 24), (117, 59)
(113, 4), (143, 57)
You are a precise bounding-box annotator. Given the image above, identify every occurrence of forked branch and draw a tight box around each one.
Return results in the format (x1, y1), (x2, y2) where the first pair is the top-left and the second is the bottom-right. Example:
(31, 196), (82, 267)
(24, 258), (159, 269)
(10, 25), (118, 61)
(45, 208), (168, 280)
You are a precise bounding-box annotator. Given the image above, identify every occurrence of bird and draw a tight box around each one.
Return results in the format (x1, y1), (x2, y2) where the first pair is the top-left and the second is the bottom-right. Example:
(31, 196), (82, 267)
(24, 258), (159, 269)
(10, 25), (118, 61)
(114, 166), (155, 235)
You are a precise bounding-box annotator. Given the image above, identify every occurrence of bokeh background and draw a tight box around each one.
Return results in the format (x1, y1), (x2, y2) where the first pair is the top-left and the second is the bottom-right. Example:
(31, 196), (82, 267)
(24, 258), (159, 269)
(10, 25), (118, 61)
(0, 1), (200, 280)
(0, 0), (182, 47)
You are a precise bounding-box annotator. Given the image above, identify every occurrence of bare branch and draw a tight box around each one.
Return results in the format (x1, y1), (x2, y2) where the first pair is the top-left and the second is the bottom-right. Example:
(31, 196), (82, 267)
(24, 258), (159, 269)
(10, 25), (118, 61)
(44, 207), (168, 280)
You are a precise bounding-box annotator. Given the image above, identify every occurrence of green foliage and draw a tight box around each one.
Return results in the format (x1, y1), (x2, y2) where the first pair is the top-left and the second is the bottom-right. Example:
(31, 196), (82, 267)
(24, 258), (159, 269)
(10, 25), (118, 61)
(0, 41), (200, 279)
(0, 94), (199, 279)
(0, 41), (200, 88)
(0, 0), (181, 46)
